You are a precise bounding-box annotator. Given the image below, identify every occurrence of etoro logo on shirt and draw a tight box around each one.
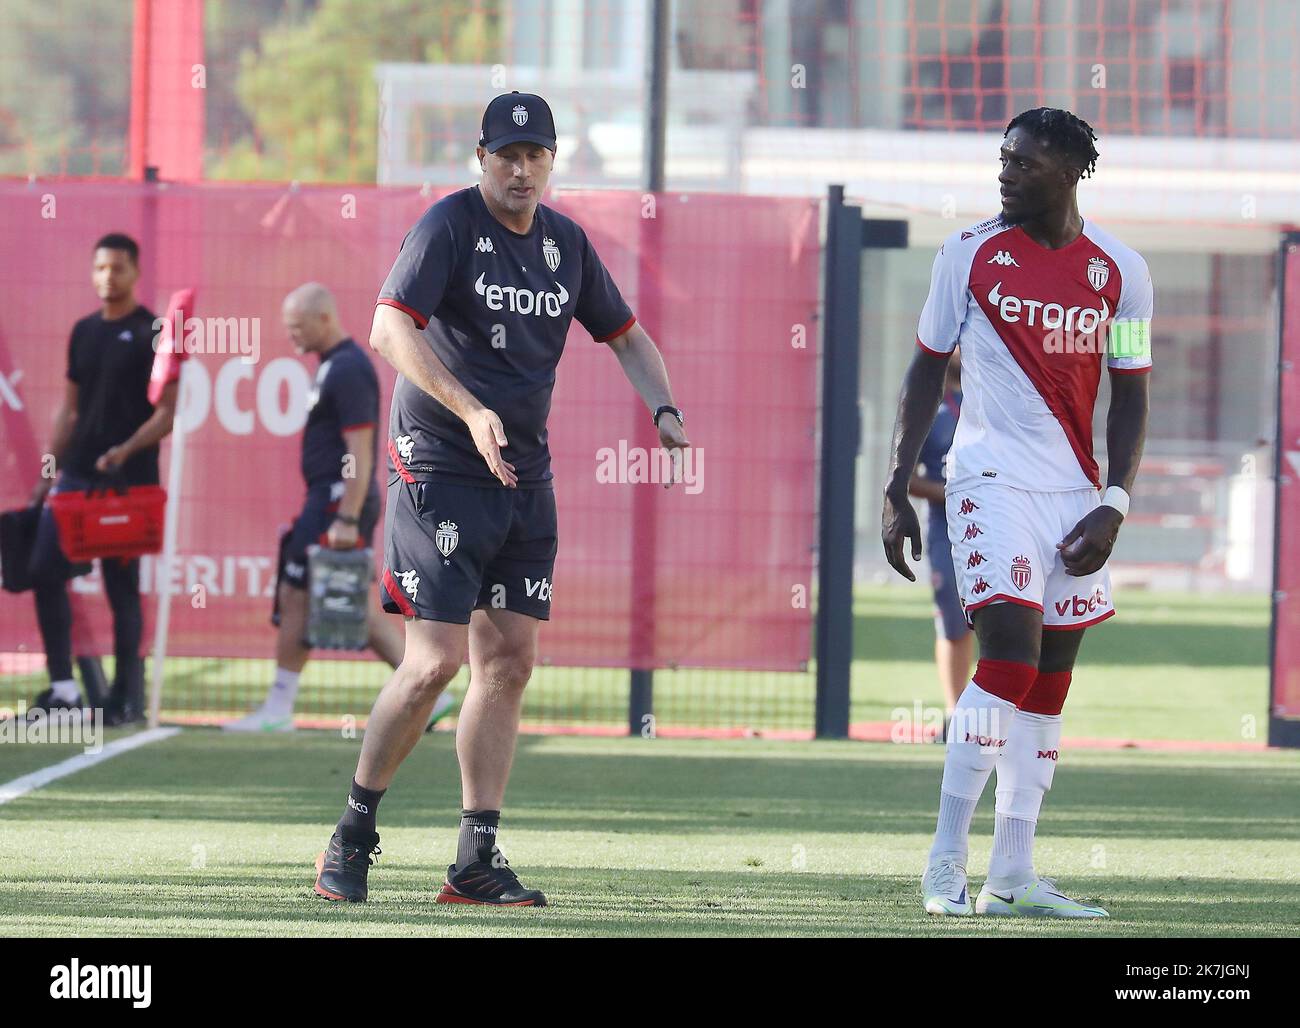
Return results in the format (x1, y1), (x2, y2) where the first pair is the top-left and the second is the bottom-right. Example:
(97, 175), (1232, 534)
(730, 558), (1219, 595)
(473, 272), (569, 317)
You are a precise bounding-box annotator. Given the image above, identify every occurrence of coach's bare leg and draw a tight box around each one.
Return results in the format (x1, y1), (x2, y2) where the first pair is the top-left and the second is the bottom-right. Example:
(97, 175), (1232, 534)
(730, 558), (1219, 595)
(366, 591), (405, 668)
(355, 618), (466, 790)
(457, 608), (539, 810)
(936, 632), (975, 711)
(274, 583), (311, 673)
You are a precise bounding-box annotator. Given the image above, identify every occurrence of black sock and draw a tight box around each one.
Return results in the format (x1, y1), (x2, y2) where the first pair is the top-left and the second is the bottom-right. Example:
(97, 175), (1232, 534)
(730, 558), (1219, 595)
(337, 778), (385, 838)
(456, 809), (500, 869)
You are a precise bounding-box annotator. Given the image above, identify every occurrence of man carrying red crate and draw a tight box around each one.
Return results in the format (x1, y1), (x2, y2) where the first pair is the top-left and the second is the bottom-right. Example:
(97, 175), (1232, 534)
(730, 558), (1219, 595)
(26, 233), (178, 726)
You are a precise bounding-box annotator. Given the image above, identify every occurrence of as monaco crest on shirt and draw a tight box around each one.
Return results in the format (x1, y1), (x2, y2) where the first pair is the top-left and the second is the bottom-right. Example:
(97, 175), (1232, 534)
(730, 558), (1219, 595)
(1011, 554), (1033, 591)
(1087, 256), (1110, 291)
(542, 236), (561, 272)
(540, 235), (561, 271)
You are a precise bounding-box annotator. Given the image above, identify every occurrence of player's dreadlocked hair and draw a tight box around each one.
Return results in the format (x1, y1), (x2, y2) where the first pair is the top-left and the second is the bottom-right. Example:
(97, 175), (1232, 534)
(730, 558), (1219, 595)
(1004, 108), (1100, 179)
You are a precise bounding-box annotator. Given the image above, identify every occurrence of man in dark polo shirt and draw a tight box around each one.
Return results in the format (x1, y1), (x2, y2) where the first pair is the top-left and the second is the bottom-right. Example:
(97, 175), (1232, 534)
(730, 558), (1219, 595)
(312, 93), (689, 906)
(26, 233), (178, 725)
(224, 283), (453, 732)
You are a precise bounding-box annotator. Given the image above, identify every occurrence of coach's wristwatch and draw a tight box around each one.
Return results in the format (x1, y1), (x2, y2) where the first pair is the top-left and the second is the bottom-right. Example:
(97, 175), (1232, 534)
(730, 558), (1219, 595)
(333, 513), (360, 526)
(653, 405), (684, 429)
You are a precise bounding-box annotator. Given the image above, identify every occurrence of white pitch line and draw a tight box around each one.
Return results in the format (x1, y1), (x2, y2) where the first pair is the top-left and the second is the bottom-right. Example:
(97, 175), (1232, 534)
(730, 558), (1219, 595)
(0, 726), (181, 806)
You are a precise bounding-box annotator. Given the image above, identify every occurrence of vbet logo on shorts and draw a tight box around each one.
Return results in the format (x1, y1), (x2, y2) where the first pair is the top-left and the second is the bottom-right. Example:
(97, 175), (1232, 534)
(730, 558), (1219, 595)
(1054, 585), (1109, 619)
(474, 272), (568, 317)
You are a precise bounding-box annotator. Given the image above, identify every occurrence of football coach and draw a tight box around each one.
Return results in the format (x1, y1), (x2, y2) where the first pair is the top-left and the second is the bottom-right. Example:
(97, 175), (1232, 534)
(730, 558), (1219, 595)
(313, 92), (689, 906)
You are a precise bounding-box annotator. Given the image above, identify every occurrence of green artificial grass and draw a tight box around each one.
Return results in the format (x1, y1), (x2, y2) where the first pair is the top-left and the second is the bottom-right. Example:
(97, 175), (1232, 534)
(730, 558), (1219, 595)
(2, 730), (1296, 937)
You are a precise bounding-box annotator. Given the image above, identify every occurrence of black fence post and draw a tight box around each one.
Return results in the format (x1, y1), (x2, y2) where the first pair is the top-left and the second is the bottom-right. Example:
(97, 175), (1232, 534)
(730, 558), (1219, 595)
(814, 186), (862, 739)
(1269, 231), (1300, 748)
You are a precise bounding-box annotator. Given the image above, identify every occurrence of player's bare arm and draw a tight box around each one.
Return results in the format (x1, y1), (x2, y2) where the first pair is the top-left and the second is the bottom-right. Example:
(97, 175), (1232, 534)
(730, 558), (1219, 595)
(368, 302), (517, 488)
(30, 378), (79, 504)
(327, 424), (375, 550)
(95, 379), (178, 472)
(908, 473), (945, 504)
(603, 322), (690, 475)
(1058, 372), (1149, 577)
(881, 348), (951, 580)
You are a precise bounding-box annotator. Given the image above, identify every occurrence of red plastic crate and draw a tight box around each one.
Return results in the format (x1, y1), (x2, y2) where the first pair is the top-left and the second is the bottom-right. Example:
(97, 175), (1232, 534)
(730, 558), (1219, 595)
(49, 486), (167, 561)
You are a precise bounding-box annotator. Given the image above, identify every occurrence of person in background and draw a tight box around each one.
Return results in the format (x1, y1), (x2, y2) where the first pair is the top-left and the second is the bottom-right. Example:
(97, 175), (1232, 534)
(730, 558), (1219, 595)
(223, 283), (455, 733)
(27, 233), (177, 726)
(908, 346), (973, 735)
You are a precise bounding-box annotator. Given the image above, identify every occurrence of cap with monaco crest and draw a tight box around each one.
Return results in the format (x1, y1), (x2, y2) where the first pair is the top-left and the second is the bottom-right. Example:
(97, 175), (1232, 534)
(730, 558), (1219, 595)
(479, 91), (557, 153)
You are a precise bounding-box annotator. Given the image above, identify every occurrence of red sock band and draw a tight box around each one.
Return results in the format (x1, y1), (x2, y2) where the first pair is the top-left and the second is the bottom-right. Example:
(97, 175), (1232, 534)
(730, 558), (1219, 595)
(1020, 670), (1073, 715)
(971, 658), (1039, 706)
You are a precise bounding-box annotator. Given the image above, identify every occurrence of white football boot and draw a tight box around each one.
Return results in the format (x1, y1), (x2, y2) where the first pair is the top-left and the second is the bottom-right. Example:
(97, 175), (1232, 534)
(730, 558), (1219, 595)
(976, 876), (1109, 918)
(424, 689), (457, 731)
(921, 857), (973, 916)
(222, 703), (295, 733)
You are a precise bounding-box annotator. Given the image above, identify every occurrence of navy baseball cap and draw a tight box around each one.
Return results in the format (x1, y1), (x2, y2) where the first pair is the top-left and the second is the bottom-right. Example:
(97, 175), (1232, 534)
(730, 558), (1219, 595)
(479, 91), (557, 153)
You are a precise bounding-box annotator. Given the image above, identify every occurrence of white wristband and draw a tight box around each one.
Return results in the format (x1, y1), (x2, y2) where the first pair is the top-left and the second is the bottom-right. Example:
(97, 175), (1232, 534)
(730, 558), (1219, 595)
(1100, 485), (1130, 518)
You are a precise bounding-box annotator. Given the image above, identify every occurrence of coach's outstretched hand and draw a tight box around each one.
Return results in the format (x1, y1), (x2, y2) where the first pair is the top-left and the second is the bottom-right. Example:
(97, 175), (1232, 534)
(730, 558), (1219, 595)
(881, 488), (923, 581)
(657, 415), (690, 489)
(467, 407), (517, 488)
(1057, 505), (1124, 577)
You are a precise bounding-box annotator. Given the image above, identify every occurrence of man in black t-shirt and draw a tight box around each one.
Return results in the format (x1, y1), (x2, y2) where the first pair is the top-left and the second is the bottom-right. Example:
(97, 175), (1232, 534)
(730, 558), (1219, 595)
(222, 283), (454, 733)
(26, 233), (178, 725)
(314, 93), (690, 906)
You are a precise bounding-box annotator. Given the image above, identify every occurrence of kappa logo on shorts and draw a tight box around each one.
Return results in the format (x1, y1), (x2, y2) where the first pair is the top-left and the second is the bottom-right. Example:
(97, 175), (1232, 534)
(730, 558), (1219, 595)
(398, 569), (420, 600)
(971, 576), (991, 595)
(435, 520), (459, 559)
(966, 550), (987, 569)
(963, 523), (984, 541)
(395, 434), (415, 463)
(959, 498), (979, 515)
(1011, 554), (1032, 591)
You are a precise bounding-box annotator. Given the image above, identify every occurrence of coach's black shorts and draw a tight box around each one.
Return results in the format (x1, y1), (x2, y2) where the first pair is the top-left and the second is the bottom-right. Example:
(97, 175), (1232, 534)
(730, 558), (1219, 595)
(380, 477), (556, 624)
(278, 481), (380, 589)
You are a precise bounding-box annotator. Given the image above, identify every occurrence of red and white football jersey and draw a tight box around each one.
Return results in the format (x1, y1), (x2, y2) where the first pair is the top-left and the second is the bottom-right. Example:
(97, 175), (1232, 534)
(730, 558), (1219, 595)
(916, 216), (1153, 492)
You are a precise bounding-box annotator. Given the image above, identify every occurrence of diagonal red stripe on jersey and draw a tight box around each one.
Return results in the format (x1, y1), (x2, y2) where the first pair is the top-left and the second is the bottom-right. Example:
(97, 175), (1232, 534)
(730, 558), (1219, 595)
(969, 228), (1124, 488)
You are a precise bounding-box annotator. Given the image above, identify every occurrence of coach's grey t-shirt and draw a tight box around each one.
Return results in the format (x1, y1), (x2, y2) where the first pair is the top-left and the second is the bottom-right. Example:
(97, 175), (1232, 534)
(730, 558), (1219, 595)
(377, 186), (635, 487)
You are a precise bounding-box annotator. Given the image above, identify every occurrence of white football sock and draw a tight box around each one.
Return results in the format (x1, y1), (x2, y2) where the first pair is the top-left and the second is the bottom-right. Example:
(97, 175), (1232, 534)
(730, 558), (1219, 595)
(264, 667), (301, 713)
(928, 681), (1018, 863)
(986, 814), (1037, 890)
(50, 678), (80, 703)
(987, 709), (1063, 889)
(929, 791), (979, 865)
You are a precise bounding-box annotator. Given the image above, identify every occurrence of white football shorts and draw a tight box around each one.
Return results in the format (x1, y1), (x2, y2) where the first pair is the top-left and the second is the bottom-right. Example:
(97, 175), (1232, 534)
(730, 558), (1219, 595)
(945, 479), (1115, 631)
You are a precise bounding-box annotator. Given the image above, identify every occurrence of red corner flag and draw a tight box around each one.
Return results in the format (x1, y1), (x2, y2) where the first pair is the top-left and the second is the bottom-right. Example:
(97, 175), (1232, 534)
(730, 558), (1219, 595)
(149, 287), (196, 405)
